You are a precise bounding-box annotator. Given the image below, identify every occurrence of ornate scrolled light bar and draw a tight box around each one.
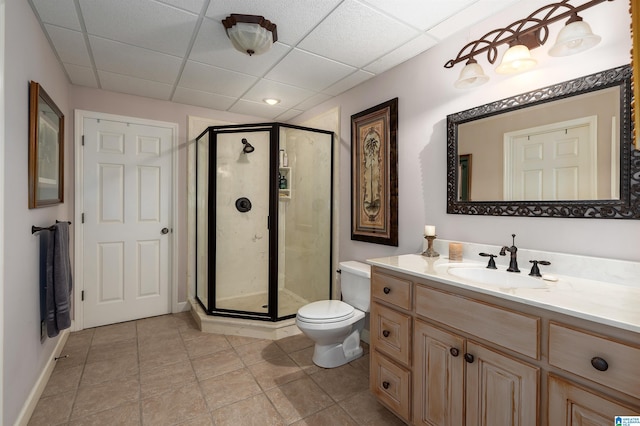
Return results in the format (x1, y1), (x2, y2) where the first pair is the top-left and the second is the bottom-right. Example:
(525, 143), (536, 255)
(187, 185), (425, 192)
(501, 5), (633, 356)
(445, 0), (612, 87)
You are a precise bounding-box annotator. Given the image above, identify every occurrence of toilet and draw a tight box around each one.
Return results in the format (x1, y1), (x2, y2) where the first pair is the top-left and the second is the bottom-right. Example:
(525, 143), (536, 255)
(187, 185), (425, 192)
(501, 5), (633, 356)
(296, 261), (371, 368)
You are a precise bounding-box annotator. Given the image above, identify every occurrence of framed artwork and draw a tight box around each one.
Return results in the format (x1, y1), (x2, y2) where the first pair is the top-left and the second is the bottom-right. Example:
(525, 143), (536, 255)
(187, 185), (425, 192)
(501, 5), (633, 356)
(29, 81), (64, 208)
(632, 0), (639, 150)
(350, 98), (398, 246)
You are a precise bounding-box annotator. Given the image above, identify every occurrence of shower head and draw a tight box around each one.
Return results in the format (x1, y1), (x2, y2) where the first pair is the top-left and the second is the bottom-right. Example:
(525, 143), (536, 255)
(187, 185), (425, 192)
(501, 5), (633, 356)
(241, 138), (255, 154)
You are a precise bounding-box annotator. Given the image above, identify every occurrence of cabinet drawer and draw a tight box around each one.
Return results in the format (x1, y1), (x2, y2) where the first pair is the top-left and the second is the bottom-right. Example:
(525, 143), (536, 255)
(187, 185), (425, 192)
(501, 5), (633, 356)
(371, 351), (411, 422)
(415, 285), (539, 359)
(371, 302), (412, 366)
(549, 322), (640, 397)
(372, 271), (412, 310)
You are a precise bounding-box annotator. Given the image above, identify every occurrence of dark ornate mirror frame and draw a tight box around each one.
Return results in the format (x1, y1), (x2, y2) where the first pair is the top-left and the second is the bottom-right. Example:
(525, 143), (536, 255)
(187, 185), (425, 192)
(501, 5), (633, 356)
(447, 65), (639, 219)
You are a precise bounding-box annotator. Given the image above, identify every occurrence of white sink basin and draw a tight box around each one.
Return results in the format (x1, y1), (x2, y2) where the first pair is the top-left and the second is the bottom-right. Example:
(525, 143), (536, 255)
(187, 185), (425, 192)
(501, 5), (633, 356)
(447, 267), (548, 289)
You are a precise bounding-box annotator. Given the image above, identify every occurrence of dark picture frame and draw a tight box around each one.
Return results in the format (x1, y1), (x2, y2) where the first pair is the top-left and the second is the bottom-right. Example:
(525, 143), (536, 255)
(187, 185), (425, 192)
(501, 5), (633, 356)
(29, 81), (64, 208)
(350, 98), (398, 246)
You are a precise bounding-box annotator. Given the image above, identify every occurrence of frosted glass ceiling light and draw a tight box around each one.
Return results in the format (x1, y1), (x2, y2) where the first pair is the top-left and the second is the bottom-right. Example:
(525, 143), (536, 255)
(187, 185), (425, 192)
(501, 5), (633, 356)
(548, 14), (601, 57)
(495, 43), (537, 74)
(454, 59), (490, 89)
(222, 14), (278, 56)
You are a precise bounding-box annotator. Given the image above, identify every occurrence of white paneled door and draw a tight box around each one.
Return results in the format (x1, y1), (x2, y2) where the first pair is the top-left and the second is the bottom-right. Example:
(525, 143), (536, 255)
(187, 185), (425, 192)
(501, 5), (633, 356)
(81, 115), (174, 328)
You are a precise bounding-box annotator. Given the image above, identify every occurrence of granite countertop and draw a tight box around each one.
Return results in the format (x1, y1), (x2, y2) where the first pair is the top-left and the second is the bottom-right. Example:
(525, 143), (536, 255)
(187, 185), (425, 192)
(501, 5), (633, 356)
(367, 253), (640, 334)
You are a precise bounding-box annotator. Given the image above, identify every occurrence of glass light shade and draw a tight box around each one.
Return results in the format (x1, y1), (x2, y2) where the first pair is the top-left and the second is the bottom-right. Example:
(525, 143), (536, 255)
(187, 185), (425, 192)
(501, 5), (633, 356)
(454, 61), (489, 89)
(548, 20), (601, 57)
(226, 22), (273, 56)
(495, 44), (537, 74)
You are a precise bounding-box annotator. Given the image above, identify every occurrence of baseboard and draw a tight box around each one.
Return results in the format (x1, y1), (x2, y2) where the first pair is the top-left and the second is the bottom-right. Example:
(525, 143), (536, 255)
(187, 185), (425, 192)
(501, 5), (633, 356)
(15, 329), (70, 426)
(175, 300), (190, 313)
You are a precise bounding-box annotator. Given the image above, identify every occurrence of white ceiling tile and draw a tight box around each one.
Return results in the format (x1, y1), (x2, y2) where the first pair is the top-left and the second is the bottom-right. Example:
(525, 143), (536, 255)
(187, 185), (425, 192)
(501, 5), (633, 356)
(266, 49), (355, 92)
(276, 109), (304, 122)
(64, 63), (98, 87)
(427, 0), (522, 41)
(362, 0), (477, 31)
(172, 87), (237, 111)
(243, 80), (316, 109)
(189, 17), (290, 76)
(294, 93), (333, 111)
(205, 0), (343, 45)
(90, 36), (182, 84)
(179, 61), (258, 97)
(364, 34), (437, 74)
(156, 0), (206, 14)
(228, 99), (287, 120)
(297, 0), (419, 68)
(323, 70), (375, 96)
(30, 0), (82, 30)
(98, 70), (173, 100)
(79, 0), (199, 57)
(44, 24), (92, 67)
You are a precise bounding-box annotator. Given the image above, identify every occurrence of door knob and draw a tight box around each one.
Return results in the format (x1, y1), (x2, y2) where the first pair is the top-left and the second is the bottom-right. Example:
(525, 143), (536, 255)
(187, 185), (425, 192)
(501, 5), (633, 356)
(161, 227), (169, 235)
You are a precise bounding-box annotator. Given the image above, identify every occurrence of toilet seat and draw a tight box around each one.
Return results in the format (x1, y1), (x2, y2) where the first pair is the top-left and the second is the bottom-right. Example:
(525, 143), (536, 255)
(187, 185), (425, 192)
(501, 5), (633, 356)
(297, 300), (355, 324)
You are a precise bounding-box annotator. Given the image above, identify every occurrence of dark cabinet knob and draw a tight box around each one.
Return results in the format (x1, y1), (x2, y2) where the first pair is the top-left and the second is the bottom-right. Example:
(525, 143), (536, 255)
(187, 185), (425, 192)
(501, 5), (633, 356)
(382, 381), (390, 389)
(464, 353), (475, 363)
(382, 330), (390, 338)
(591, 356), (609, 371)
(450, 348), (459, 357)
(383, 287), (391, 294)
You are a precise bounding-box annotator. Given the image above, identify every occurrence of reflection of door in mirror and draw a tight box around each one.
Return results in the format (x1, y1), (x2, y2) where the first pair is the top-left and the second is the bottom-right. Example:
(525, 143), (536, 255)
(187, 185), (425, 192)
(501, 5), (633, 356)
(503, 117), (606, 201)
(457, 87), (619, 202)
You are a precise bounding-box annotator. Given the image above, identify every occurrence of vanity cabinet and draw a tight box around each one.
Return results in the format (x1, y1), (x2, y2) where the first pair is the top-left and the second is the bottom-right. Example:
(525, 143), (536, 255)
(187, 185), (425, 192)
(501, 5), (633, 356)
(369, 266), (640, 426)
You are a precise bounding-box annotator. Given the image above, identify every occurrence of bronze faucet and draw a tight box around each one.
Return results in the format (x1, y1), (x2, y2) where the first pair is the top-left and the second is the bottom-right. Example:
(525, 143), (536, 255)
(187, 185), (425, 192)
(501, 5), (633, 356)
(500, 234), (520, 273)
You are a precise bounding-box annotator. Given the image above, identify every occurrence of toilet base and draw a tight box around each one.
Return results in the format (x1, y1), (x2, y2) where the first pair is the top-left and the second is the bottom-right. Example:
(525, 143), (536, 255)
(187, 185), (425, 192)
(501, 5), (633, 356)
(311, 329), (363, 368)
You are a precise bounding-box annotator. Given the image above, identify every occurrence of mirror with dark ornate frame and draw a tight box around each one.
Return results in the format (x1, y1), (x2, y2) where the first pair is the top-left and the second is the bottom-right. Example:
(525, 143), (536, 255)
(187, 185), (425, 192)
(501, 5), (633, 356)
(447, 65), (639, 219)
(29, 81), (64, 208)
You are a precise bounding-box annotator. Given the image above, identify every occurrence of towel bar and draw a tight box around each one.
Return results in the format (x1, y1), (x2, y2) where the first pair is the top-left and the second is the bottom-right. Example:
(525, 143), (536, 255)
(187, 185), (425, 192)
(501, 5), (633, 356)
(32, 221), (72, 234)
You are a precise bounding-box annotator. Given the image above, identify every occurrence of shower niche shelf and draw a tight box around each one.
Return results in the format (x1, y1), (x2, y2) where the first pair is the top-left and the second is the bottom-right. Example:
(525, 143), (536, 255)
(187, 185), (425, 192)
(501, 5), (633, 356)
(279, 167), (291, 201)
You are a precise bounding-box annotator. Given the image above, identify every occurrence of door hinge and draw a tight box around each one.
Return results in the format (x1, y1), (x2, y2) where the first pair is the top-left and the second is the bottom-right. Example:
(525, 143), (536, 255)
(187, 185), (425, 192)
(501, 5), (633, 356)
(82, 135), (85, 146)
(81, 290), (84, 301)
(81, 213), (85, 223)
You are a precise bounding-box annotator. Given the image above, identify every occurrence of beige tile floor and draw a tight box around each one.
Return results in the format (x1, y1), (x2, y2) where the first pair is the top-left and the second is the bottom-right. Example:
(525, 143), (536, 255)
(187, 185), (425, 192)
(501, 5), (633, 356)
(28, 312), (407, 426)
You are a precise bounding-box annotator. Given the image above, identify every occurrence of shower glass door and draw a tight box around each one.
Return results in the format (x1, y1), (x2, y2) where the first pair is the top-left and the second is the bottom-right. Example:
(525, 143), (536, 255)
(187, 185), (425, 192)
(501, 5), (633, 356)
(213, 129), (271, 316)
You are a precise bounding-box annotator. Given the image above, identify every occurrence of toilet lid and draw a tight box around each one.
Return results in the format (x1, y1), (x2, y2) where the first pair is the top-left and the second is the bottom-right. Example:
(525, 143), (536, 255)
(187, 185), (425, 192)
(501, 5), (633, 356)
(297, 300), (355, 324)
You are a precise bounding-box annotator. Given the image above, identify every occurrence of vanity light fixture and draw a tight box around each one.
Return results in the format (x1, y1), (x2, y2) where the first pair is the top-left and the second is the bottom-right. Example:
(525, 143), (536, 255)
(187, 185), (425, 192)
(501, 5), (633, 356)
(445, 0), (609, 88)
(222, 14), (277, 56)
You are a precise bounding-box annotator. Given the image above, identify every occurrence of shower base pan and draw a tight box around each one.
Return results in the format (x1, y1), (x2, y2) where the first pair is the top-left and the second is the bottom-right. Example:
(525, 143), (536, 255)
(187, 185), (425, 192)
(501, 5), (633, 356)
(189, 299), (302, 341)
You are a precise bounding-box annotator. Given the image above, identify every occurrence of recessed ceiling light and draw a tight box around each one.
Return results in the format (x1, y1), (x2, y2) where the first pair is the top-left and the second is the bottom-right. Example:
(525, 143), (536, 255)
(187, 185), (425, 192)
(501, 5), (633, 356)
(264, 98), (280, 105)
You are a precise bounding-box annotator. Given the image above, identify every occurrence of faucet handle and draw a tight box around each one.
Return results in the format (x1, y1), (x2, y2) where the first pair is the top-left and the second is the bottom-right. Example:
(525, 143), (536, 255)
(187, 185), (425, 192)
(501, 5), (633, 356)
(479, 253), (498, 269)
(528, 260), (550, 277)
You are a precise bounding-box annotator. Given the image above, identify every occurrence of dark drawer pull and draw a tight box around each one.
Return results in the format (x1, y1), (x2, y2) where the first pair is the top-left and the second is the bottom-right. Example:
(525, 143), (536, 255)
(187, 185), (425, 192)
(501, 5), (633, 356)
(383, 287), (391, 294)
(464, 353), (475, 363)
(591, 356), (609, 371)
(382, 330), (390, 338)
(450, 348), (459, 357)
(382, 381), (390, 389)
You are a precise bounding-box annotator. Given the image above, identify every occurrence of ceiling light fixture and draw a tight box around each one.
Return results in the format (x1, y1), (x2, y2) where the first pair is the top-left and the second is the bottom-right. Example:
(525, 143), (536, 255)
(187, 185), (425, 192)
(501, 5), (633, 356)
(445, 0), (607, 88)
(222, 14), (278, 56)
(263, 98), (280, 106)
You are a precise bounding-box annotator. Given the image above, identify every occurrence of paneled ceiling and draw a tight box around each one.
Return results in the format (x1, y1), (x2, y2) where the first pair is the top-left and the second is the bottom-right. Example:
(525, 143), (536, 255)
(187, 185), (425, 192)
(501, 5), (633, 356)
(29, 0), (521, 120)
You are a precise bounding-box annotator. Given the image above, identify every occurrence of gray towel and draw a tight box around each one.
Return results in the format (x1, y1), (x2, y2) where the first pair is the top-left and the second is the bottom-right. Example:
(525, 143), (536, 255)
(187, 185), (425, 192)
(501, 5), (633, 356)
(46, 222), (73, 337)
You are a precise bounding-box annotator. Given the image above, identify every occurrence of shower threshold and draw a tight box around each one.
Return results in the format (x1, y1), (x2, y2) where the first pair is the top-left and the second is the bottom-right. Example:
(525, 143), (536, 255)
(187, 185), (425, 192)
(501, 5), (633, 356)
(189, 299), (302, 341)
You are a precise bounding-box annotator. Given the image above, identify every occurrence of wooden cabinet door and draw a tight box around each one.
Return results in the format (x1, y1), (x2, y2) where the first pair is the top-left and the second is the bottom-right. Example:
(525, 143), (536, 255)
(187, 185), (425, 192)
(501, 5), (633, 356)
(548, 374), (639, 425)
(465, 341), (539, 426)
(413, 320), (465, 426)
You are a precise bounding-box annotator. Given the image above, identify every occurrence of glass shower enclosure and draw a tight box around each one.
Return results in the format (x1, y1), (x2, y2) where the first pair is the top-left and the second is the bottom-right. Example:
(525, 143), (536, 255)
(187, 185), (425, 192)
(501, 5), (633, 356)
(195, 123), (334, 321)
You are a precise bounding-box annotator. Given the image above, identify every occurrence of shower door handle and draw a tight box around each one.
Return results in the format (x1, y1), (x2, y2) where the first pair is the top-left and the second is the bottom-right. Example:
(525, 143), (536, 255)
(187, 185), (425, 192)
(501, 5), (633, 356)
(161, 227), (169, 235)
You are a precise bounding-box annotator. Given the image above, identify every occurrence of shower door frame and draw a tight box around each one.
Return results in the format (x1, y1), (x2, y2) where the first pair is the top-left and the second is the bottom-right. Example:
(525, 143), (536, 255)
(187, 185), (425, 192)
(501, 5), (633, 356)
(195, 122), (335, 322)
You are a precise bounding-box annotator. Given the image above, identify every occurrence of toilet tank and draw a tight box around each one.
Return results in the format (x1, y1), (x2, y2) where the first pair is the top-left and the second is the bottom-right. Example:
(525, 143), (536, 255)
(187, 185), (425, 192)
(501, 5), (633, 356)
(339, 261), (371, 312)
